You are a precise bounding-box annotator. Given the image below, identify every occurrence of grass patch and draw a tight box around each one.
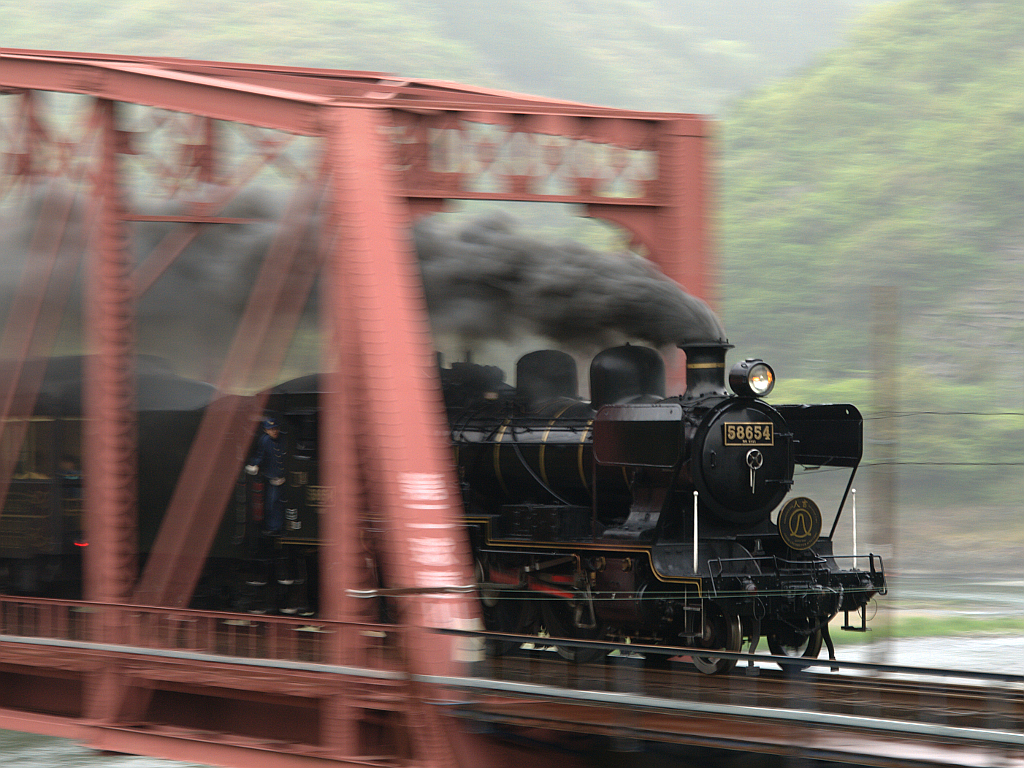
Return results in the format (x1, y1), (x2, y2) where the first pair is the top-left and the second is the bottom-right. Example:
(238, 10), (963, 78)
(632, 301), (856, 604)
(831, 612), (1024, 644)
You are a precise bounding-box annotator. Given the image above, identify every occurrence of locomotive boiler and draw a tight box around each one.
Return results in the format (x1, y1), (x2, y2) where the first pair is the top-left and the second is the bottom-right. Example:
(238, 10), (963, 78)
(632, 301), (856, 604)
(445, 342), (886, 672)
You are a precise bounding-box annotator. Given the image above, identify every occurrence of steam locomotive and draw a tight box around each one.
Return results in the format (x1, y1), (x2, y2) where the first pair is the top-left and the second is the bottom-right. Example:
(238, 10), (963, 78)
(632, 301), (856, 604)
(442, 342), (886, 671)
(0, 343), (885, 673)
(217, 340), (886, 671)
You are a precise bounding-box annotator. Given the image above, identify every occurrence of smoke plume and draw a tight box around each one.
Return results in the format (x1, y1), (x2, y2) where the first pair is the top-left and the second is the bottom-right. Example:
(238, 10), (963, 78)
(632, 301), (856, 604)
(415, 211), (726, 352)
(1, 189), (724, 376)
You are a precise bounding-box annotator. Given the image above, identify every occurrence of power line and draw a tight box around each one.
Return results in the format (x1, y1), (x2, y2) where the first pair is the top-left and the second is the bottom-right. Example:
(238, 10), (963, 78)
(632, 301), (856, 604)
(863, 411), (1024, 418)
(862, 460), (1024, 467)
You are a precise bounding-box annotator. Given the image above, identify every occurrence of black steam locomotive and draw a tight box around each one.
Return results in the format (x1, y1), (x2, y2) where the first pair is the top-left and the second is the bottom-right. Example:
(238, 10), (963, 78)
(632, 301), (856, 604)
(443, 342), (886, 671)
(0, 344), (885, 673)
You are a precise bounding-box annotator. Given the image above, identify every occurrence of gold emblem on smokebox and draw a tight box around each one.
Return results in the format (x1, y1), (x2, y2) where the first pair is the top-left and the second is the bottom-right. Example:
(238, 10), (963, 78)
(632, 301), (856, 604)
(778, 497), (821, 551)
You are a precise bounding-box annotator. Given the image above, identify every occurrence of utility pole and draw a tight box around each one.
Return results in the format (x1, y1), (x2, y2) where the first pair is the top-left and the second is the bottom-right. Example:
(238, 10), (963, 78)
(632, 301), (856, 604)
(870, 285), (899, 663)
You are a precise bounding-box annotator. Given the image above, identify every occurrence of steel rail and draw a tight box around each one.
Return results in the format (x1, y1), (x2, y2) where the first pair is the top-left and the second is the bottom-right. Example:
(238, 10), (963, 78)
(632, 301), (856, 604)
(427, 674), (1024, 749)
(440, 628), (1024, 686)
(2, 629), (1020, 749)
(0, 632), (405, 681)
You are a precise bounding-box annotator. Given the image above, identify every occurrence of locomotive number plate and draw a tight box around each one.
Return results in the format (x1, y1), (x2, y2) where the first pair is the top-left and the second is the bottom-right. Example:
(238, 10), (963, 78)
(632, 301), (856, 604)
(723, 422), (774, 446)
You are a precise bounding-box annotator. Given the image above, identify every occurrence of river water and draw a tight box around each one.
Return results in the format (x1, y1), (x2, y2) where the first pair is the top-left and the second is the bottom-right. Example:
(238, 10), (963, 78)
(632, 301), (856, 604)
(0, 728), (202, 768)
(833, 633), (1024, 673)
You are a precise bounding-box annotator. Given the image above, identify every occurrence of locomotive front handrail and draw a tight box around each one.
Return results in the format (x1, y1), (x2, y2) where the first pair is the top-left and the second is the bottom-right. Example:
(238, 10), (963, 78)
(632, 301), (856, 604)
(707, 553), (832, 578)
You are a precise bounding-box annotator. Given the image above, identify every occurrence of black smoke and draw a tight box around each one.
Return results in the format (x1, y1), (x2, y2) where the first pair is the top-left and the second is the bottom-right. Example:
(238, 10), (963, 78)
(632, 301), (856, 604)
(2, 189), (724, 375)
(415, 211), (726, 351)
(0, 187), (297, 380)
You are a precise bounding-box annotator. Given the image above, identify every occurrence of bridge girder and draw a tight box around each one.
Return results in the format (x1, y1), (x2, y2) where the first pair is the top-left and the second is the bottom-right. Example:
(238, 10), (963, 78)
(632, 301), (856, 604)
(0, 49), (714, 767)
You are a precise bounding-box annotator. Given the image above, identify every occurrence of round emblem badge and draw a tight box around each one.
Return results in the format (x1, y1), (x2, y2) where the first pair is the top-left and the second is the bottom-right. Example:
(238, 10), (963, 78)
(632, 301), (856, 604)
(778, 497), (821, 551)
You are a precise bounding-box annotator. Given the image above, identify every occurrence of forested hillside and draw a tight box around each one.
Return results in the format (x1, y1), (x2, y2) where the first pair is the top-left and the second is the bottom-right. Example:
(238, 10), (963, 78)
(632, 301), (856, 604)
(720, 0), (1024, 512)
(3, 0), (880, 112)
(721, 0), (1024, 375)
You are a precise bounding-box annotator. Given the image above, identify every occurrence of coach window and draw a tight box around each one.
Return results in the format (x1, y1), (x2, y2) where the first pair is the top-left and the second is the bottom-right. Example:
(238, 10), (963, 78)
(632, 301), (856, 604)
(293, 413), (318, 461)
(5, 418), (56, 479)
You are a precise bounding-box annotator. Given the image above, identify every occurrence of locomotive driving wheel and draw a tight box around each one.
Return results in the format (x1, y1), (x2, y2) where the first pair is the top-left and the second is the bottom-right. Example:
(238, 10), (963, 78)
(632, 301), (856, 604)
(541, 597), (608, 663)
(476, 559), (538, 656)
(692, 603), (742, 674)
(766, 622), (823, 671)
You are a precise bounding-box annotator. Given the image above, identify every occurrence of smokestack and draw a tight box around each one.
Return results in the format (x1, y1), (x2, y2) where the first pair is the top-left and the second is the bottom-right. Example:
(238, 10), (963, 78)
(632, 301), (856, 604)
(679, 341), (733, 401)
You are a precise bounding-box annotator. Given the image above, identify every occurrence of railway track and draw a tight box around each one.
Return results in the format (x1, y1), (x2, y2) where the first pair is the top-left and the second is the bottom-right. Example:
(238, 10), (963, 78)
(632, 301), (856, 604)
(459, 634), (1024, 737)
(429, 635), (1024, 766)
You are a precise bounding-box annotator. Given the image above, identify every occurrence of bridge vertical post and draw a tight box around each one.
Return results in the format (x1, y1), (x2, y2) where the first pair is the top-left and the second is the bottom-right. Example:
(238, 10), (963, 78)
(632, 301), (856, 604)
(82, 98), (138, 723)
(321, 103), (482, 763)
(319, 157), (365, 756)
(869, 285), (900, 666)
(82, 98), (138, 618)
(652, 118), (715, 390)
(646, 117), (715, 308)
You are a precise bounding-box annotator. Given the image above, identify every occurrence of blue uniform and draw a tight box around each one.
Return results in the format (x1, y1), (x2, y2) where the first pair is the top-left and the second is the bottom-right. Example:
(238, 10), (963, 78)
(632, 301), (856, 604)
(249, 431), (286, 533)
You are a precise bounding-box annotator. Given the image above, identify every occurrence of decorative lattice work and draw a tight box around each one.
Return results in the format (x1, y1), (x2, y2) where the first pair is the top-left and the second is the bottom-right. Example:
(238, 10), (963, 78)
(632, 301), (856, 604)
(391, 111), (660, 203)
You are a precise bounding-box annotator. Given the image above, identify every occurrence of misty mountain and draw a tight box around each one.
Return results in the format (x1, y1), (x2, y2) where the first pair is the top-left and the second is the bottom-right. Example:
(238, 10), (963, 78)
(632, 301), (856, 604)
(719, 0), (1024, 510)
(4, 0), (887, 113)
(720, 0), (1024, 386)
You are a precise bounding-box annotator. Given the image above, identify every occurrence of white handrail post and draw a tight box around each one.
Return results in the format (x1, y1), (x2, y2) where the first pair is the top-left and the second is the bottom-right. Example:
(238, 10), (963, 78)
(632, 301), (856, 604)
(693, 491), (699, 574)
(852, 488), (858, 569)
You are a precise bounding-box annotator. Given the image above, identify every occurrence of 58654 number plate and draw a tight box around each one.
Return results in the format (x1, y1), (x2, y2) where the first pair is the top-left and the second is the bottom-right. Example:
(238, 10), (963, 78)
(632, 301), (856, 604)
(723, 422), (773, 446)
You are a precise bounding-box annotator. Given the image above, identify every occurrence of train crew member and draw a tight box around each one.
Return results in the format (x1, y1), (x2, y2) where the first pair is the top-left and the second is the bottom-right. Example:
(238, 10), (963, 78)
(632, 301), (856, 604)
(245, 418), (287, 534)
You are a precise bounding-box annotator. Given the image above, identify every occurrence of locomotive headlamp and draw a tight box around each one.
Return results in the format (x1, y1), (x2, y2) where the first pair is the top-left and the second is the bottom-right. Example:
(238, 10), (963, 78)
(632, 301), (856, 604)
(729, 359), (775, 398)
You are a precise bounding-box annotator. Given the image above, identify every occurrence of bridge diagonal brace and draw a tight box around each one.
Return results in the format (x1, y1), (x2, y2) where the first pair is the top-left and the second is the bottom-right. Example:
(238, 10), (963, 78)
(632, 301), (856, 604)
(132, 179), (325, 609)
